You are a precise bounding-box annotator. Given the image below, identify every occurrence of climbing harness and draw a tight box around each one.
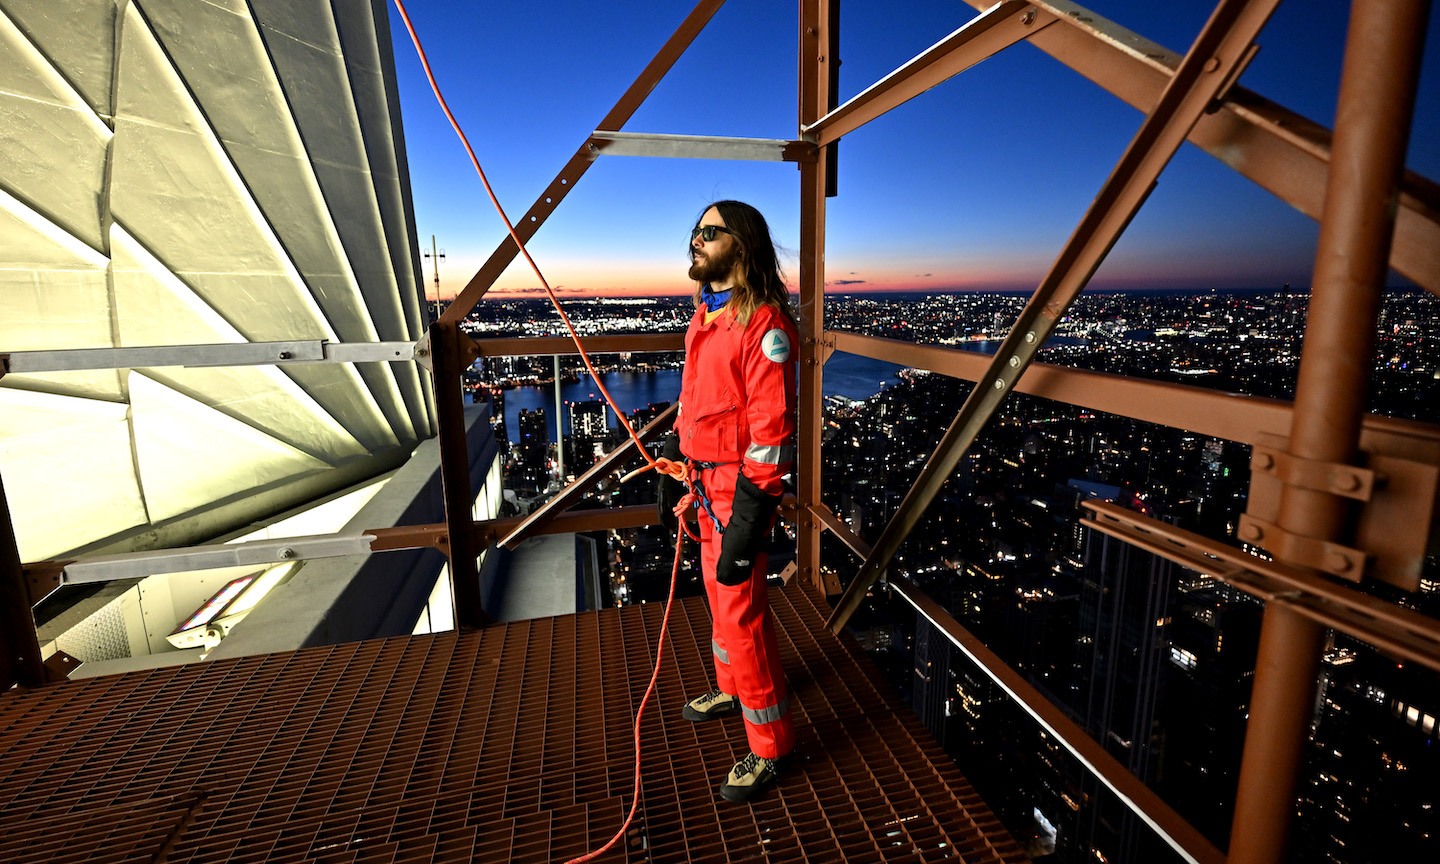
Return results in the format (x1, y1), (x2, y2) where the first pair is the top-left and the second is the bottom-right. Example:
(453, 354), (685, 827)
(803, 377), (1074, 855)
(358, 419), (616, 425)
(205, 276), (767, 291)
(633, 455), (726, 538)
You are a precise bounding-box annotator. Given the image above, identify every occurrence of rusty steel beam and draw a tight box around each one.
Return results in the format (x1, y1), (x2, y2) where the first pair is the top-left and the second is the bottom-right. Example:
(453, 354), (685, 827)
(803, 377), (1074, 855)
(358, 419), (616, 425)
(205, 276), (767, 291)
(960, 0), (1440, 294)
(808, 502), (872, 561)
(796, 168), (830, 595)
(829, 330), (1440, 460)
(832, 330), (1297, 444)
(828, 0), (1283, 634)
(367, 524), (450, 553)
(497, 404), (677, 549)
(1228, 2), (1430, 862)
(830, 330), (1439, 589)
(889, 575), (1226, 864)
(471, 332), (683, 358)
(0, 474), (45, 689)
(1081, 502), (1440, 674)
(429, 319), (487, 629)
(439, 0), (725, 326)
(491, 503), (663, 538)
(804, 1), (1055, 147)
(367, 506), (664, 556)
(797, 0), (833, 595)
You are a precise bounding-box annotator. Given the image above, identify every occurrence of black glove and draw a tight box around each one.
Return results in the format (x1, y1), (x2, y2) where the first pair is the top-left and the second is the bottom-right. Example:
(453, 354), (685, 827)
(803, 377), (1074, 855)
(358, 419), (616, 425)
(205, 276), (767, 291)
(655, 432), (685, 534)
(716, 473), (780, 586)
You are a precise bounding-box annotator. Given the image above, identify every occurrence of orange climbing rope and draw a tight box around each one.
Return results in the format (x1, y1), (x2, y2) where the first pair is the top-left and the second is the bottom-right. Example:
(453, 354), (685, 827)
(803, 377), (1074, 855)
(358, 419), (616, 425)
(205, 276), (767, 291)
(388, 0), (654, 464)
(388, 3), (696, 860)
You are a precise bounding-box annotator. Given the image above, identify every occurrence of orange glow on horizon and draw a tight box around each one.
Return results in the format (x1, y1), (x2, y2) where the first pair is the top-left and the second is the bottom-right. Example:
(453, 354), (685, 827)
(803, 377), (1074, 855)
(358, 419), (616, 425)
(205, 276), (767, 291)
(424, 255), (699, 301)
(422, 267), (1044, 301)
(418, 251), (1090, 301)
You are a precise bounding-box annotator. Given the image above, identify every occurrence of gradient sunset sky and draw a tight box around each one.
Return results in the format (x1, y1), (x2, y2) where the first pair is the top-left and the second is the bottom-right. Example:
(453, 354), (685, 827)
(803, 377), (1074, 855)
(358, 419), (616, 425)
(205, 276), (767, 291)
(387, 1), (1440, 300)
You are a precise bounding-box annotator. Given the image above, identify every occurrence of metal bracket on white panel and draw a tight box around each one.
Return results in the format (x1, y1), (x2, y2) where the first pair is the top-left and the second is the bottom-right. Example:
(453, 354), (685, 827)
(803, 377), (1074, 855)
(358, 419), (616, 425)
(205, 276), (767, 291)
(412, 333), (434, 373)
(0, 341), (418, 374)
(60, 533), (379, 584)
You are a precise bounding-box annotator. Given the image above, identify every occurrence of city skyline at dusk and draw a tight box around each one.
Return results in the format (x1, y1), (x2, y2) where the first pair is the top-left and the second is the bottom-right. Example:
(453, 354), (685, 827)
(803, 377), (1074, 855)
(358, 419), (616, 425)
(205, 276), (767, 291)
(388, 1), (1440, 300)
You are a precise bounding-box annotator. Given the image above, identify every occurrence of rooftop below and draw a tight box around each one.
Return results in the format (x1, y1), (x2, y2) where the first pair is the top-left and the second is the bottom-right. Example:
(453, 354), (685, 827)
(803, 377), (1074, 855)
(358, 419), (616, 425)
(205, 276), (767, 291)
(0, 579), (1028, 863)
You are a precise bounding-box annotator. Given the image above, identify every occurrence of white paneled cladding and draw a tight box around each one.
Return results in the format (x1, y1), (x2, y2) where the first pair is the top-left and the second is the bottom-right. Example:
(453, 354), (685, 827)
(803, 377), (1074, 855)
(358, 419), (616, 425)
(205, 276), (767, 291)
(0, 0), (433, 560)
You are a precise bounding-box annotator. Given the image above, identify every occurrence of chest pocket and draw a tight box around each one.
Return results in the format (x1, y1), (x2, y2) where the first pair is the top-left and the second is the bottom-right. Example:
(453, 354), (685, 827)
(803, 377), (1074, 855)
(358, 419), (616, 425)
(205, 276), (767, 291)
(685, 403), (741, 462)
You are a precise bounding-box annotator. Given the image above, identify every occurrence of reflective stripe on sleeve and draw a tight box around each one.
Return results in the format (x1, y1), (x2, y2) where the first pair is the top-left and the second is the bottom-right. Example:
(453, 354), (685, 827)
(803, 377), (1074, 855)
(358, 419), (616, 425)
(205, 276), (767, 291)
(741, 696), (789, 726)
(712, 640), (730, 665)
(745, 443), (795, 465)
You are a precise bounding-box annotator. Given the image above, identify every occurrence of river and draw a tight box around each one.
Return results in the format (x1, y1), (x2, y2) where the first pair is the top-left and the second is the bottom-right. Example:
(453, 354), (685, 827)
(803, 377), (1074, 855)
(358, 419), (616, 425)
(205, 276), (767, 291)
(493, 352), (905, 443)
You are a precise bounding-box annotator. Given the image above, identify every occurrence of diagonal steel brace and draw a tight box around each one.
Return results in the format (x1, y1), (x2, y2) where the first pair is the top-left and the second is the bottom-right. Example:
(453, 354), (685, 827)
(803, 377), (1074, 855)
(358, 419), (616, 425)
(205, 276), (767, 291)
(828, 0), (1284, 633)
(436, 0), (725, 326)
(497, 403), (677, 549)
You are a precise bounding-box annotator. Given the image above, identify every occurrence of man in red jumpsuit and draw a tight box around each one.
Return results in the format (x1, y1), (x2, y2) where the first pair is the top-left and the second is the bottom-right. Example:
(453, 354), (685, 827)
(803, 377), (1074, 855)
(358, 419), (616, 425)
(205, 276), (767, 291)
(657, 200), (797, 803)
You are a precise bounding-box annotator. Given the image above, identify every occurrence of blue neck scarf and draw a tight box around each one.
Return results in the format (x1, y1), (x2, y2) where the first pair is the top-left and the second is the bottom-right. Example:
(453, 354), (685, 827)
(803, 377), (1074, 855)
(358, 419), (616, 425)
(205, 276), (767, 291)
(701, 284), (732, 313)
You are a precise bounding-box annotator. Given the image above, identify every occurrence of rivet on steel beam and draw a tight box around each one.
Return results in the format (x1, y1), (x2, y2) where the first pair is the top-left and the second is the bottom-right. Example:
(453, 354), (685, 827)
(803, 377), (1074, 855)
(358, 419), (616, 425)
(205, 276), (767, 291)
(1021, 9), (1036, 26)
(1025, 331), (1037, 344)
(1255, 452), (1274, 470)
(416, 347), (429, 358)
(1008, 356), (1021, 368)
(1204, 57), (1221, 73)
(1240, 523), (1263, 542)
(1329, 552), (1354, 574)
(993, 379), (1006, 390)
(278, 351), (292, 360)
(278, 547), (296, 559)
(1334, 472), (1361, 493)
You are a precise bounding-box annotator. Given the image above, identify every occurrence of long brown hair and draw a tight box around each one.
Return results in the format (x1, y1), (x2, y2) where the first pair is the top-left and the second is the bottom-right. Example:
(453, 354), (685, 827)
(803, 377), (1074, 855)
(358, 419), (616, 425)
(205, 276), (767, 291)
(689, 200), (796, 327)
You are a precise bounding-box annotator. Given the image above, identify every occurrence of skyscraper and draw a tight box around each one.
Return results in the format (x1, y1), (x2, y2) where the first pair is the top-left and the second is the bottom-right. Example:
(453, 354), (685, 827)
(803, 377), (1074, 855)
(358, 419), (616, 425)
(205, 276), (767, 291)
(566, 398), (609, 471)
(516, 408), (550, 494)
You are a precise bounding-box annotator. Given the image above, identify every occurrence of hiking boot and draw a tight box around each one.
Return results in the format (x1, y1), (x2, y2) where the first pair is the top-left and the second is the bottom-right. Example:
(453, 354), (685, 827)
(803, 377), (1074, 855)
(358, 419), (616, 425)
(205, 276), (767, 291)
(719, 751), (788, 803)
(682, 688), (739, 722)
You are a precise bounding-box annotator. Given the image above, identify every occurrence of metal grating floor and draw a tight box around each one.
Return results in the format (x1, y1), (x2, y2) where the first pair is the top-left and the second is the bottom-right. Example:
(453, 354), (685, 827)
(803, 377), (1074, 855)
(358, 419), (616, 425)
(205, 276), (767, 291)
(0, 581), (1029, 863)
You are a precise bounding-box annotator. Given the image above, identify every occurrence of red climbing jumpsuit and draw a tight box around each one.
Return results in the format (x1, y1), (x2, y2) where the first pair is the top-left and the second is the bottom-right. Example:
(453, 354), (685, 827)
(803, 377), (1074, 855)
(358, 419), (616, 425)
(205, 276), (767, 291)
(677, 301), (797, 761)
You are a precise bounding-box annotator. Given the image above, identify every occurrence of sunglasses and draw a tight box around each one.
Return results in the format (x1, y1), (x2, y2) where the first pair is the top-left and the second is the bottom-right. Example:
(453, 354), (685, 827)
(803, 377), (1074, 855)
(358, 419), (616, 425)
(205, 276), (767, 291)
(690, 224), (734, 242)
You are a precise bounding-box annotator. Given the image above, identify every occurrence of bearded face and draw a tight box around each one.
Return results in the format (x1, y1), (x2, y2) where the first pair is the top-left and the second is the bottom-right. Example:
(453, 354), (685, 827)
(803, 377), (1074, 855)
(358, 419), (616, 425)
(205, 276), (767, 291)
(688, 235), (741, 284)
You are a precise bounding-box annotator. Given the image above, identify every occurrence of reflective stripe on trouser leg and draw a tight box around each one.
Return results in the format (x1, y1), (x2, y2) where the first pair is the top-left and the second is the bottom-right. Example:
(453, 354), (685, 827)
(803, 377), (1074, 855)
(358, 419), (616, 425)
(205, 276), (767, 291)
(742, 696), (789, 725)
(699, 464), (794, 760)
(712, 640), (730, 664)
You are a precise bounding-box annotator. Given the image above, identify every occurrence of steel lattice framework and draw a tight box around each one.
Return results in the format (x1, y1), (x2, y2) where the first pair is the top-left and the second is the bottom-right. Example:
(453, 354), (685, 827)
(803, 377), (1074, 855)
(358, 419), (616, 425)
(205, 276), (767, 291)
(3, 2), (1438, 863)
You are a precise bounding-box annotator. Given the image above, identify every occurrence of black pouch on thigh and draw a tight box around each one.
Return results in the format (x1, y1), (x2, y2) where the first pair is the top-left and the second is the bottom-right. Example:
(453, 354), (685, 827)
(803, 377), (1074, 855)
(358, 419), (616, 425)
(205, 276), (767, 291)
(715, 473), (780, 586)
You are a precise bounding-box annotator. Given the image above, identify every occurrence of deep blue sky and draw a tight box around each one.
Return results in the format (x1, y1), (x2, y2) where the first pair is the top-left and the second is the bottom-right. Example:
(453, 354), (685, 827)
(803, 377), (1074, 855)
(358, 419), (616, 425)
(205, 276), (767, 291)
(387, 1), (1439, 298)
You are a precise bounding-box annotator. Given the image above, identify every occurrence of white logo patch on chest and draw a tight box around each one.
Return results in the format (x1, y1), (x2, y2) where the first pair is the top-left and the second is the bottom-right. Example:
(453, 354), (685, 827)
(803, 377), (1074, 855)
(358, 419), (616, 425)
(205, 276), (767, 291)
(762, 328), (791, 363)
